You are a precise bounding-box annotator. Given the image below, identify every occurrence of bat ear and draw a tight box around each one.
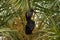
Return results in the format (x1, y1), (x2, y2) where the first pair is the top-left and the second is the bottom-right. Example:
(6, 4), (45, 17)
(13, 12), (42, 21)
(30, 8), (34, 12)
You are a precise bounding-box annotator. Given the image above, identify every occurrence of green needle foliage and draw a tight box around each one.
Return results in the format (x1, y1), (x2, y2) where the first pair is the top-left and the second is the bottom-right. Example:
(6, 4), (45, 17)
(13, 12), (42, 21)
(0, 0), (60, 40)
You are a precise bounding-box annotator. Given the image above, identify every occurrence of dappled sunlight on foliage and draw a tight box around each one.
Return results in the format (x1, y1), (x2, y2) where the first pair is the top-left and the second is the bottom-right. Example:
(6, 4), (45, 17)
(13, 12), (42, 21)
(0, 0), (60, 40)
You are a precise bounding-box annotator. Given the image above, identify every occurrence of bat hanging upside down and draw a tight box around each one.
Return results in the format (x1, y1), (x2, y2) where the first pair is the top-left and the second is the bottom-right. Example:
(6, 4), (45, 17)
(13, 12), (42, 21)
(25, 8), (35, 34)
